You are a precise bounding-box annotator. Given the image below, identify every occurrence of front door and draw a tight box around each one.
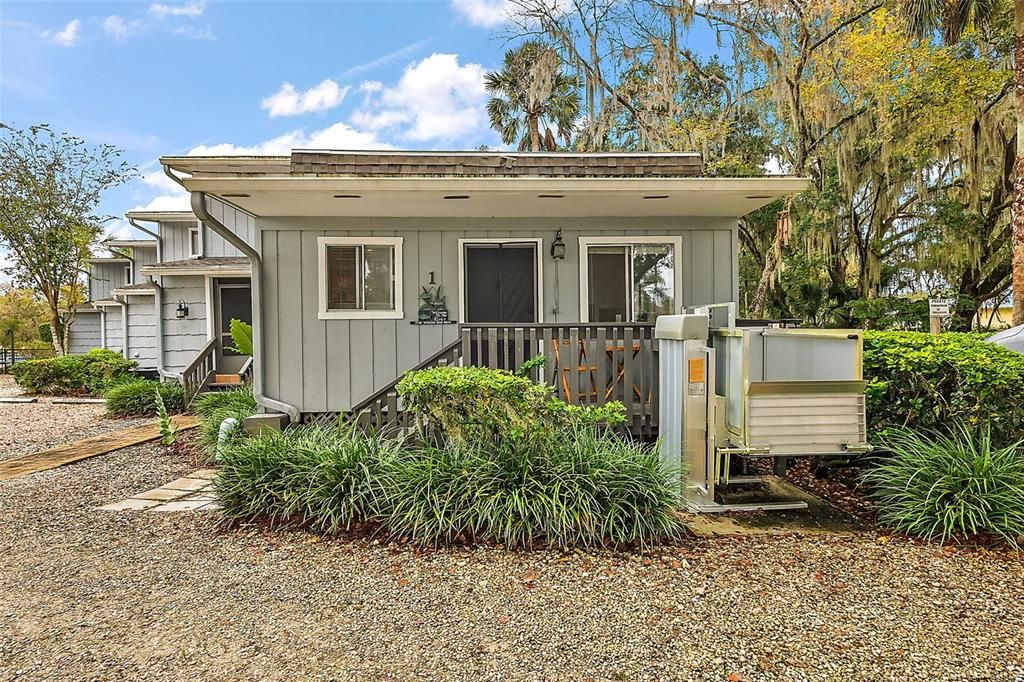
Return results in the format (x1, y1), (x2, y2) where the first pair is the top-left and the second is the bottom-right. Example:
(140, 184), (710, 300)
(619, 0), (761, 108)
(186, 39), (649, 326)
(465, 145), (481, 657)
(463, 242), (539, 323)
(215, 279), (252, 374)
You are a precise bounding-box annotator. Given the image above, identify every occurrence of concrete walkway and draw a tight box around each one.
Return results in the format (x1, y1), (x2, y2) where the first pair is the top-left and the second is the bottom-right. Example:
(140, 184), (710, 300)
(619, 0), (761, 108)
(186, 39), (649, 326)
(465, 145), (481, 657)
(0, 414), (198, 481)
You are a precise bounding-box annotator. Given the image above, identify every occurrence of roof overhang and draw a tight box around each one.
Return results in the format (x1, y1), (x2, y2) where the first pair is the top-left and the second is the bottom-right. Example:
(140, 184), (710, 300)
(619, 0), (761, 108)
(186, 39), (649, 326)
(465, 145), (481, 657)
(103, 239), (157, 249)
(141, 263), (251, 277)
(88, 257), (131, 264)
(124, 210), (197, 223)
(112, 287), (156, 296)
(166, 175), (810, 218)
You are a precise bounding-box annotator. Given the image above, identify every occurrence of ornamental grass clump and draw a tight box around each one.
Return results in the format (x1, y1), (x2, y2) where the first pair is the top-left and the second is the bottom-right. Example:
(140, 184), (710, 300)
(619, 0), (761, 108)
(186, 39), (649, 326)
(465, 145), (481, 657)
(216, 423), (398, 532)
(379, 426), (682, 548)
(105, 379), (185, 417)
(864, 424), (1024, 547)
(193, 386), (258, 454)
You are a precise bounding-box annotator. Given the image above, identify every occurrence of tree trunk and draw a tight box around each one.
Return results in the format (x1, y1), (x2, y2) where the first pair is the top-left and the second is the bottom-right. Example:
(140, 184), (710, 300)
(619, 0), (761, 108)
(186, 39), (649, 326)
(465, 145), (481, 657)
(47, 308), (65, 356)
(1013, 0), (1024, 325)
(528, 113), (544, 151)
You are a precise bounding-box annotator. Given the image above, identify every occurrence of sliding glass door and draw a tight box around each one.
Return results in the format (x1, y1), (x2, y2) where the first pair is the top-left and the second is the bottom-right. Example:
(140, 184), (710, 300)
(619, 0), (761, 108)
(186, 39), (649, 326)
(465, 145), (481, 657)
(583, 240), (678, 323)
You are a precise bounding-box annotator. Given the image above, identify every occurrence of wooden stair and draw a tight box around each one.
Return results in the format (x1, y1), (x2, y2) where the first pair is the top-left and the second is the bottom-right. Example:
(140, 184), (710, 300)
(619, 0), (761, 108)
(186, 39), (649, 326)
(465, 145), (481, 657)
(205, 373), (243, 391)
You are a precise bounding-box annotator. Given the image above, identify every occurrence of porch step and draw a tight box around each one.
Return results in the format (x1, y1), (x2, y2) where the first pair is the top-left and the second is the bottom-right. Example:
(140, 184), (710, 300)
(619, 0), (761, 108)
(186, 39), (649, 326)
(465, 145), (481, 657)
(207, 374), (243, 390)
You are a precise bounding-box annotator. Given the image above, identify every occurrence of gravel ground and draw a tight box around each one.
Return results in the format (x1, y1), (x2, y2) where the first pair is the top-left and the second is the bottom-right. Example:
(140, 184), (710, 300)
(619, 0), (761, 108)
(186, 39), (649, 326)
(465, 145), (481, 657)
(0, 442), (1021, 681)
(0, 375), (151, 461)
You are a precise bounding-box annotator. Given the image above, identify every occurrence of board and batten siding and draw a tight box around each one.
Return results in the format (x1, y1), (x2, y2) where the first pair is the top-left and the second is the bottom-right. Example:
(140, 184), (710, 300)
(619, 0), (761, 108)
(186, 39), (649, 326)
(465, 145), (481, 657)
(102, 306), (123, 355)
(125, 297), (157, 369)
(89, 261), (127, 301)
(258, 216), (738, 413)
(67, 312), (102, 354)
(131, 247), (157, 282)
(159, 276), (209, 374)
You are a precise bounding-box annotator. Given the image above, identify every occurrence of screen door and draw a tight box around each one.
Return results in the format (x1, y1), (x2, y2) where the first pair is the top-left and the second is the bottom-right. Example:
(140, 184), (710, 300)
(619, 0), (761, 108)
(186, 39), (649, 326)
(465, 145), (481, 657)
(463, 242), (538, 323)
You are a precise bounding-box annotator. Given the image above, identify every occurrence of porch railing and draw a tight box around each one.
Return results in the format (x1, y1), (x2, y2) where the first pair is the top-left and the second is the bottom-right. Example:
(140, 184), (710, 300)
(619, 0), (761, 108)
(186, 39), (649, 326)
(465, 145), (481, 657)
(346, 338), (463, 430)
(459, 323), (659, 437)
(181, 338), (217, 404)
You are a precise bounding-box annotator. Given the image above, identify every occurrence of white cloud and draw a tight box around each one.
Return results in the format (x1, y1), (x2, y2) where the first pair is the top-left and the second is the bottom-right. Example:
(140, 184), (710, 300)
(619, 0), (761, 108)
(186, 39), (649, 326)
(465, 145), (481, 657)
(188, 122), (393, 156)
(45, 19), (81, 47)
(451, 0), (512, 27)
(763, 156), (790, 176)
(102, 16), (131, 41)
(149, 0), (205, 19)
(351, 53), (488, 142)
(130, 194), (192, 212)
(261, 80), (350, 118)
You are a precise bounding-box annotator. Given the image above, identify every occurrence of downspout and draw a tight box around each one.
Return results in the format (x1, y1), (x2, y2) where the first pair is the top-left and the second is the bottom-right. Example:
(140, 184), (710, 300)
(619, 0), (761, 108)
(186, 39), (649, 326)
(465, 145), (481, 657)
(187, 190), (300, 422)
(99, 307), (107, 349)
(129, 216), (171, 379)
(113, 296), (129, 360)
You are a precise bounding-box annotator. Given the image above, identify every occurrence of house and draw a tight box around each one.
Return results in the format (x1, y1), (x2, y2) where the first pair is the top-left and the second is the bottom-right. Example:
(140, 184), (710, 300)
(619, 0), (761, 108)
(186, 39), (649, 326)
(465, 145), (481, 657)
(159, 150), (808, 431)
(69, 238), (159, 370)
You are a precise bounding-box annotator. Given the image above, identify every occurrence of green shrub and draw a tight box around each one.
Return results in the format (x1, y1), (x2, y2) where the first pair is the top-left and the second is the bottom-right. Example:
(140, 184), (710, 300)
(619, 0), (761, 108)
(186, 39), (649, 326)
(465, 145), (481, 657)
(193, 387), (259, 453)
(215, 423), (681, 549)
(11, 348), (136, 395)
(105, 379), (185, 417)
(864, 425), (1024, 547)
(216, 423), (397, 532)
(864, 331), (1024, 444)
(380, 426), (681, 548)
(397, 365), (626, 446)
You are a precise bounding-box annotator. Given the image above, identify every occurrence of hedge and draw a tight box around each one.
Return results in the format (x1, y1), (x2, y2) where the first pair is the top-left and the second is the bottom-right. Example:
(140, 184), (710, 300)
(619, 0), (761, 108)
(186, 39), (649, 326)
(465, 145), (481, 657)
(12, 349), (137, 395)
(863, 331), (1024, 444)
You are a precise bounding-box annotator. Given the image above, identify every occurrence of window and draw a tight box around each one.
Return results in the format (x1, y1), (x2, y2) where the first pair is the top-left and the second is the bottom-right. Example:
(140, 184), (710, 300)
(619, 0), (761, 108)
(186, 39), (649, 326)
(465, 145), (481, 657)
(124, 264), (133, 286)
(189, 226), (201, 258)
(579, 237), (681, 322)
(318, 237), (403, 319)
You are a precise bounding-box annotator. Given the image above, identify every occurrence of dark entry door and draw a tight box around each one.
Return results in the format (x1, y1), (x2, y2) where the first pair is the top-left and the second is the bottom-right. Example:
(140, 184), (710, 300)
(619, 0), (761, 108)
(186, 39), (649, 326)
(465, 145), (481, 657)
(216, 280), (252, 374)
(464, 242), (538, 323)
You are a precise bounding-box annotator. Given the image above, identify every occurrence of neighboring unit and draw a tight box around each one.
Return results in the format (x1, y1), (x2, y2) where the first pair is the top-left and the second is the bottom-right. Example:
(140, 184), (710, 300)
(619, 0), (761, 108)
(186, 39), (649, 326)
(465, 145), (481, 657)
(69, 238), (159, 369)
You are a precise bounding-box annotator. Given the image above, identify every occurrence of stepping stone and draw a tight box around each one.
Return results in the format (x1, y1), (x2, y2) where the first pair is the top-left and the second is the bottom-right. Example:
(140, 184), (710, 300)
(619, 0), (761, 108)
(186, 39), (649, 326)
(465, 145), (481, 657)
(191, 469), (218, 480)
(150, 499), (213, 512)
(100, 498), (162, 511)
(0, 397), (37, 404)
(163, 477), (212, 492)
(134, 487), (186, 502)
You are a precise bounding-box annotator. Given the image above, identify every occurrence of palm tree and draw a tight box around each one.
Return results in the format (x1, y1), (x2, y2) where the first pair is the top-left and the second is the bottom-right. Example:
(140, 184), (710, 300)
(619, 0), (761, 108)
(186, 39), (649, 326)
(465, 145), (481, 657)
(900, 0), (1024, 325)
(485, 41), (580, 152)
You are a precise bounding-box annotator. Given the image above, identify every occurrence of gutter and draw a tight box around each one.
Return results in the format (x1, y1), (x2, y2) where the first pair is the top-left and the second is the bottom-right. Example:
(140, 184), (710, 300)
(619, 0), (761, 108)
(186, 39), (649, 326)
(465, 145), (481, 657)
(128, 216), (163, 265)
(186, 189), (300, 422)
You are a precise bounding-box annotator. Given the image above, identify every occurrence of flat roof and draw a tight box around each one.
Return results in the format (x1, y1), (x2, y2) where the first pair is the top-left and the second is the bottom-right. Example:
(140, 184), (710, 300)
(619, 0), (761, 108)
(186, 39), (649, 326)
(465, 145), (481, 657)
(160, 149), (809, 219)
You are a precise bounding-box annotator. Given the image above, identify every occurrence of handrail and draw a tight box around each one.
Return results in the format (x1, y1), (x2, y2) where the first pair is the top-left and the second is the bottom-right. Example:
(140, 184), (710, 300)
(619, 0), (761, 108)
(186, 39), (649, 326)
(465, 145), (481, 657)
(181, 338), (217, 404)
(348, 338), (463, 416)
(238, 355), (254, 382)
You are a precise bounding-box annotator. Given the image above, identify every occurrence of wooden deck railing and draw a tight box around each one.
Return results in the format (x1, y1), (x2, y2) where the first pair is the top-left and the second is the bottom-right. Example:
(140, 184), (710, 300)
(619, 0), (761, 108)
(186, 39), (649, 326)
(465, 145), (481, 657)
(346, 338), (463, 431)
(342, 323), (659, 437)
(460, 323), (659, 437)
(181, 338), (217, 404)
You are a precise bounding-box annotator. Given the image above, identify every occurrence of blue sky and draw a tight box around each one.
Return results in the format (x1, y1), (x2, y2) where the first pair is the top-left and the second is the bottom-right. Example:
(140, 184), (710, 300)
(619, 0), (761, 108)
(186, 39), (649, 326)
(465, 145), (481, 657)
(1, 0), (721, 246)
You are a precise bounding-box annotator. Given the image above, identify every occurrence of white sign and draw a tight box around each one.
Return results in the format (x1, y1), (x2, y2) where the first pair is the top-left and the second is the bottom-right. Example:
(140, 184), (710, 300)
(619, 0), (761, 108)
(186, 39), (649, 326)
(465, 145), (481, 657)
(929, 298), (954, 318)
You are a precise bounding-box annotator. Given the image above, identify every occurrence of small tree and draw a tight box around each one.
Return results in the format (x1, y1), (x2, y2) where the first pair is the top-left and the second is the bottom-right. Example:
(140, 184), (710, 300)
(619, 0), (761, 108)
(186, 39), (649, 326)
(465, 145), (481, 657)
(0, 124), (135, 355)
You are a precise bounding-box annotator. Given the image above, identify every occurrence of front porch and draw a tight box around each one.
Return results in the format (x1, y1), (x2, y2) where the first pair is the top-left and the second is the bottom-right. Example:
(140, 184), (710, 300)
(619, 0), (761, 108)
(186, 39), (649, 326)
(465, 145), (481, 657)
(343, 323), (658, 438)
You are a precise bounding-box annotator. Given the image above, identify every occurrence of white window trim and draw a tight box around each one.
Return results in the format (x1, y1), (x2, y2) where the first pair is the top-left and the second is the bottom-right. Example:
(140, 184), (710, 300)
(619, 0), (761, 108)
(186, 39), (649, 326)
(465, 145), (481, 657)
(578, 236), (683, 323)
(457, 238), (544, 324)
(188, 225), (202, 259)
(317, 236), (404, 320)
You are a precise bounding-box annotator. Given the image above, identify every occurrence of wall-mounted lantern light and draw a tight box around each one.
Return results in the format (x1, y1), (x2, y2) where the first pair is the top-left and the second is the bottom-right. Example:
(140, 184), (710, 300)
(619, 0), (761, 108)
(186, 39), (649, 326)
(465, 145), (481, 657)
(550, 229), (566, 261)
(176, 300), (189, 319)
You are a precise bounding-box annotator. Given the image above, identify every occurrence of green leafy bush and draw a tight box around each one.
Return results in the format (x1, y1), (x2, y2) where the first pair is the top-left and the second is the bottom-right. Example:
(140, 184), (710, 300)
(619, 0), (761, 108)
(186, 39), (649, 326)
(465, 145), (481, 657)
(105, 379), (185, 417)
(863, 331), (1024, 444)
(193, 387), (259, 453)
(864, 425), (1024, 547)
(216, 423), (397, 532)
(380, 426), (681, 548)
(397, 365), (626, 446)
(12, 348), (136, 395)
(216, 423), (680, 548)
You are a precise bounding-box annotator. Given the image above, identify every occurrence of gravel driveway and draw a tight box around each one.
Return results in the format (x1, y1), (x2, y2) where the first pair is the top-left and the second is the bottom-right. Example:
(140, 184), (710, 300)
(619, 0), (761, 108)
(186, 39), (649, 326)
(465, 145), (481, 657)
(1, 442), (1021, 681)
(0, 376), (151, 461)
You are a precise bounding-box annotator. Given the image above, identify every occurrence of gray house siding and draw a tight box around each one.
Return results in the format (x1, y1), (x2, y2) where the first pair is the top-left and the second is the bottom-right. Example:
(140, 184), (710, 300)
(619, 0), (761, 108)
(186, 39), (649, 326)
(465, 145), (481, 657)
(131, 247), (157, 283)
(89, 261), (128, 301)
(102, 306), (123, 355)
(258, 216), (738, 413)
(68, 312), (102, 354)
(159, 276), (209, 375)
(125, 297), (156, 369)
